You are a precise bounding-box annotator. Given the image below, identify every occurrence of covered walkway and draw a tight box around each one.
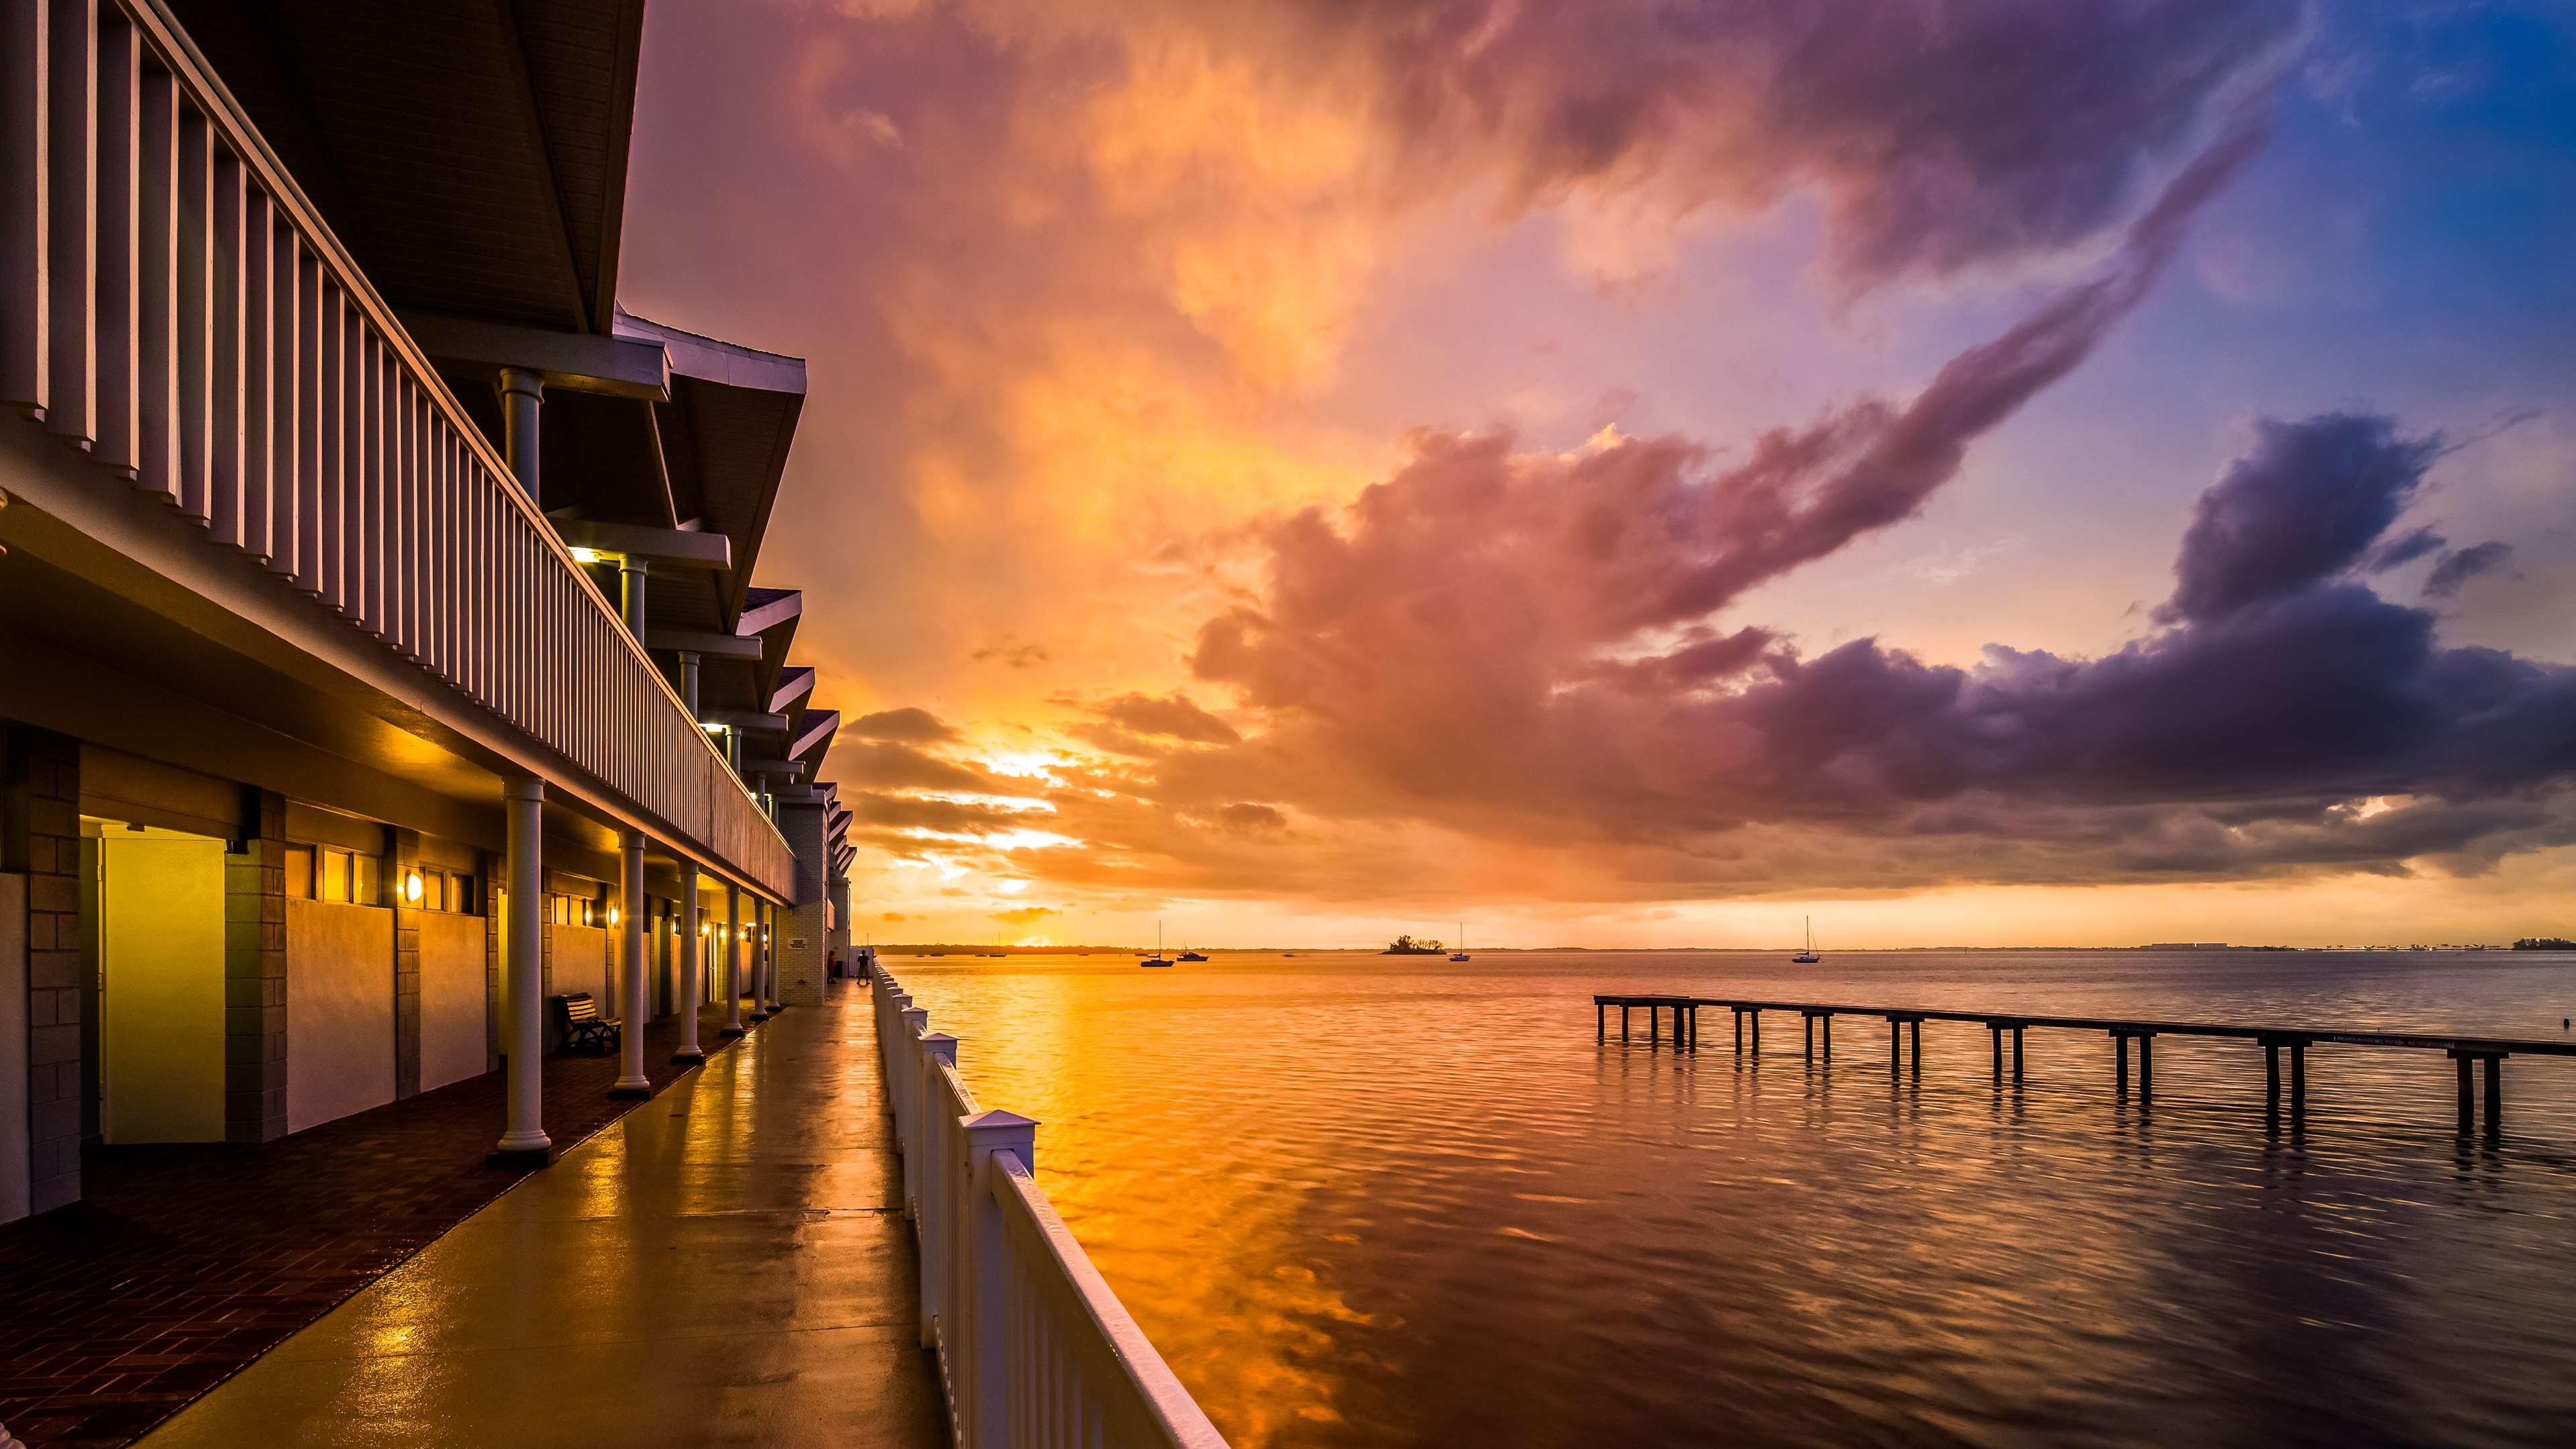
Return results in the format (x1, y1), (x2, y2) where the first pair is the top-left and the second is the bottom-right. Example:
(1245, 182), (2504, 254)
(137, 985), (943, 1448)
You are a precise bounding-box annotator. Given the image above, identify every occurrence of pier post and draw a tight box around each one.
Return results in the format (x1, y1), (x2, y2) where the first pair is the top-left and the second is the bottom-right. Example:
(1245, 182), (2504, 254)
(1989, 1025), (2001, 1081)
(2290, 1040), (2307, 1117)
(2139, 1034), (2154, 1097)
(1622, 1005), (1630, 1042)
(1732, 1009), (1742, 1052)
(1650, 1005), (1661, 1045)
(1689, 1006), (1700, 1050)
(1822, 1014), (1832, 1058)
(1750, 1011), (1761, 1054)
(2012, 1028), (2024, 1083)
(1889, 1019), (1899, 1072)
(2267, 1042), (2281, 1117)
(1597, 1001), (1605, 1042)
(2485, 1054), (2502, 1138)
(1909, 1019), (1922, 1072)
(2113, 1032), (2128, 1095)
(2455, 1052), (2473, 1134)
(1804, 1014), (1814, 1060)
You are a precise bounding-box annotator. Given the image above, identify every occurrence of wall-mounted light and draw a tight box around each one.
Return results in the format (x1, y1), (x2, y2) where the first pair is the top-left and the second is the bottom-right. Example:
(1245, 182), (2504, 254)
(607, 904), (621, 927)
(403, 869), (424, 904)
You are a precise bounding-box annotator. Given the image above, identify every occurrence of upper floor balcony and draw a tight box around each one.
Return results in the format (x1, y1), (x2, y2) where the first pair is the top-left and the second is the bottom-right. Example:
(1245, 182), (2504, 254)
(0, 0), (819, 897)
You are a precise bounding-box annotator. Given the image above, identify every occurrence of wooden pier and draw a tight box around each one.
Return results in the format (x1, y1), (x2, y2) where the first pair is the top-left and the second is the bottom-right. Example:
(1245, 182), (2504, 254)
(1592, 994), (2576, 1138)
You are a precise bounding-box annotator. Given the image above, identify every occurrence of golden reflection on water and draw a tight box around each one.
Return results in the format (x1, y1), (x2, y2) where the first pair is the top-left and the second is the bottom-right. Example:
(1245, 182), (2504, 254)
(893, 950), (2576, 1448)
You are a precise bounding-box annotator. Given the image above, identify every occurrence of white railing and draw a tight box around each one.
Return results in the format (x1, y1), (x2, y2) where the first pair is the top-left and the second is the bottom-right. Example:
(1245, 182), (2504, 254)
(871, 964), (1228, 1449)
(0, 0), (793, 897)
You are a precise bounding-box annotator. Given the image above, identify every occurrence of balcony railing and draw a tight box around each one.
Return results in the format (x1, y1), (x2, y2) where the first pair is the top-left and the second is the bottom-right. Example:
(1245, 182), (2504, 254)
(873, 966), (1230, 1449)
(0, 0), (791, 895)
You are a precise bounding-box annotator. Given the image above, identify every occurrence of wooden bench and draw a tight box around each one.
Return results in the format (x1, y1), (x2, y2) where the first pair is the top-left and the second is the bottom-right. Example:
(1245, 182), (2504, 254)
(549, 991), (622, 1054)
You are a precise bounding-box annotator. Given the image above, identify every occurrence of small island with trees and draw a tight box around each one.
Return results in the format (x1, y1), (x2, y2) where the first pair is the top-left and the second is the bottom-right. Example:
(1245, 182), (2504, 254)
(2513, 937), (2576, 950)
(1383, 935), (1446, 955)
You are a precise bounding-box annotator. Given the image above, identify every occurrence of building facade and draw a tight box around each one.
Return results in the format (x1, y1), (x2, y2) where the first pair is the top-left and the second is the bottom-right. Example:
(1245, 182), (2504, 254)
(0, 0), (853, 1221)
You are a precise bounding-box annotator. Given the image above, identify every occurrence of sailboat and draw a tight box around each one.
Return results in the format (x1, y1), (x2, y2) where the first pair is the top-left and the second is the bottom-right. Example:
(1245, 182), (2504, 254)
(1793, 916), (1820, 964)
(1449, 921), (1469, 962)
(1140, 921), (1173, 968)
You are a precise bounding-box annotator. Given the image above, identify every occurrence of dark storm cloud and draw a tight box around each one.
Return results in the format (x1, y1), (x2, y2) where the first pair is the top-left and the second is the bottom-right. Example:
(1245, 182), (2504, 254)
(1165, 409), (2576, 891)
(2162, 413), (2446, 623)
(1312, 0), (2303, 289)
(2424, 541), (2516, 599)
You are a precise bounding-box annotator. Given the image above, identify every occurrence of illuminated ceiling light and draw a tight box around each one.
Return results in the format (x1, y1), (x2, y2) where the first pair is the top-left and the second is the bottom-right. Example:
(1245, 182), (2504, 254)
(569, 546), (605, 564)
(701, 721), (726, 734)
(403, 870), (424, 905)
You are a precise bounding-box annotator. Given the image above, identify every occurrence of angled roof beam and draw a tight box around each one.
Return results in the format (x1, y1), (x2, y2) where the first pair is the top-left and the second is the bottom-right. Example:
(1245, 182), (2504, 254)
(790, 709), (840, 766)
(768, 666), (815, 715)
(400, 311), (670, 400)
(736, 588), (803, 638)
(554, 518), (731, 570)
(741, 758), (809, 779)
(645, 628), (762, 660)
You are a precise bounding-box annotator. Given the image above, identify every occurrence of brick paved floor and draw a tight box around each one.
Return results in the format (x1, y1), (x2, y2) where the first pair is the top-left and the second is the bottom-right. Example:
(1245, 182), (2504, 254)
(0, 1003), (773, 1449)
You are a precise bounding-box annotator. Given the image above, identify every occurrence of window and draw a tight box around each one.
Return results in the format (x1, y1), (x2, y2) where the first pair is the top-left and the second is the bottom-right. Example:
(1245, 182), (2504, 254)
(285, 845), (315, 900)
(420, 872), (446, 911)
(320, 848), (350, 902)
(452, 874), (477, 914)
(353, 853), (380, 905)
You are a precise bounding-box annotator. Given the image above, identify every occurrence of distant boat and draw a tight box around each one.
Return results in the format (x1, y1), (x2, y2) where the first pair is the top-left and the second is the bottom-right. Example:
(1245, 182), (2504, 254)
(1142, 921), (1173, 968)
(1177, 945), (1208, 962)
(1793, 916), (1820, 964)
(1450, 921), (1469, 962)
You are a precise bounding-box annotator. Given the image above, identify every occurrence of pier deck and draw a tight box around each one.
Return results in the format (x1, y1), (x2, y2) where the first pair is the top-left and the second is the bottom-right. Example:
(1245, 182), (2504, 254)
(1593, 993), (2576, 1136)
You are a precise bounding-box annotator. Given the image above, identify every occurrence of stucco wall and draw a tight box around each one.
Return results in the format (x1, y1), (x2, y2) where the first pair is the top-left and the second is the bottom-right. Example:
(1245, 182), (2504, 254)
(419, 911), (488, 1091)
(548, 923), (609, 1013)
(286, 898), (395, 1133)
(1, 872), (28, 1223)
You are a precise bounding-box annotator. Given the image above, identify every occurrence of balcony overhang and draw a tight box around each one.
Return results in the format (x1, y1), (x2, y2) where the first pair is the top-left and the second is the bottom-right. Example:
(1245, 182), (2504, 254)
(742, 758), (809, 779)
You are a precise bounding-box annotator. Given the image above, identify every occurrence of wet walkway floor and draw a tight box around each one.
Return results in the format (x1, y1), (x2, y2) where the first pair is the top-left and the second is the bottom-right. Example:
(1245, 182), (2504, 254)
(134, 984), (946, 1448)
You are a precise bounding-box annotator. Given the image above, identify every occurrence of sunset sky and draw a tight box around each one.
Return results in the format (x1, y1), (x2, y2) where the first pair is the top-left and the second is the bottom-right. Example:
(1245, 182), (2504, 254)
(617, 1), (2576, 949)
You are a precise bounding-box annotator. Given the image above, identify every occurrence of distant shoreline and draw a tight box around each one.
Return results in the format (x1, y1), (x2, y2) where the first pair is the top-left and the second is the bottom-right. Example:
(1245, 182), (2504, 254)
(881, 942), (2566, 956)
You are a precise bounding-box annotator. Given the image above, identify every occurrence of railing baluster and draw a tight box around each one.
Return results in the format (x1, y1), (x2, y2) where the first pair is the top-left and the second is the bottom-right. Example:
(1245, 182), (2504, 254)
(171, 99), (206, 518)
(206, 140), (239, 541)
(0, 0), (45, 413)
(93, 7), (137, 472)
(130, 57), (171, 495)
(293, 240), (320, 592)
(43, 0), (93, 444)
(236, 185), (269, 558)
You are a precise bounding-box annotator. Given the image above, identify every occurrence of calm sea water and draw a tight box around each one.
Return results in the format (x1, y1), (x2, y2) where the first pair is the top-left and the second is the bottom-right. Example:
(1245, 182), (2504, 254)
(885, 950), (2576, 1448)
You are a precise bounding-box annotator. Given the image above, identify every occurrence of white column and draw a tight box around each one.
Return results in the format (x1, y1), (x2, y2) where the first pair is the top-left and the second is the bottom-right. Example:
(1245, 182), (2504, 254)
(721, 882), (745, 1037)
(612, 828), (650, 1096)
(748, 899), (773, 1021)
(760, 901), (777, 1011)
(493, 778), (550, 1160)
(672, 860), (703, 1062)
